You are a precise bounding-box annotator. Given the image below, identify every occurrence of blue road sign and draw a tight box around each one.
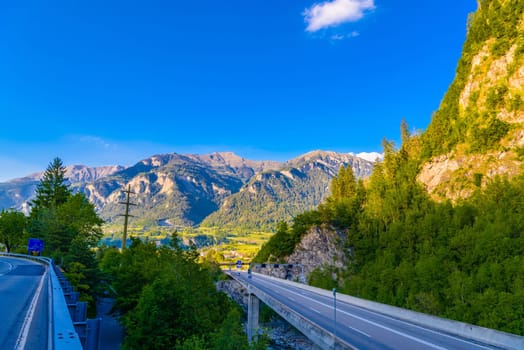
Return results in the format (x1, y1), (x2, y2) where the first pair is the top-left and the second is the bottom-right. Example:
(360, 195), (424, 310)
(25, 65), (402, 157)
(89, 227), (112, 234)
(28, 238), (44, 255)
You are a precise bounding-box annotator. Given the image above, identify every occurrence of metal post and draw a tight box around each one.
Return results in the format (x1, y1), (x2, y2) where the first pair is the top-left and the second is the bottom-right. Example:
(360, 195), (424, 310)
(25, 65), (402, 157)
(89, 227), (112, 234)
(333, 288), (337, 342)
(299, 264), (306, 284)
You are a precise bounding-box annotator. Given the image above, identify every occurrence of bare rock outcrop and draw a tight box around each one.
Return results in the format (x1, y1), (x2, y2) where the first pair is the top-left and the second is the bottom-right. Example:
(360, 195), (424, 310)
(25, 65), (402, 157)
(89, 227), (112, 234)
(253, 226), (349, 281)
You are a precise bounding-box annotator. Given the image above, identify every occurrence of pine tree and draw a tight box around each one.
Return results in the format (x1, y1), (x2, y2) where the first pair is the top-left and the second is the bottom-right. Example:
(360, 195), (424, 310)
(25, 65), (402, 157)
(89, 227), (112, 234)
(329, 165), (357, 201)
(31, 157), (70, 210)
(28, 157), (103, 257)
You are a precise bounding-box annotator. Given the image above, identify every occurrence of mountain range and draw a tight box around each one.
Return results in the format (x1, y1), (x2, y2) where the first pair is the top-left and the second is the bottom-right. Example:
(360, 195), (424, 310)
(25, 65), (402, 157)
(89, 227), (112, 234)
(0, 151), (376, 230)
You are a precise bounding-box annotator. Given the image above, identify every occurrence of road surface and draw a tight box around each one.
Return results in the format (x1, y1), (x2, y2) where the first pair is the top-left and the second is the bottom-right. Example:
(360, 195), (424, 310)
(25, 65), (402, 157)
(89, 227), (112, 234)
(0, 256), (48, 350)
(234, 271), (506, 350)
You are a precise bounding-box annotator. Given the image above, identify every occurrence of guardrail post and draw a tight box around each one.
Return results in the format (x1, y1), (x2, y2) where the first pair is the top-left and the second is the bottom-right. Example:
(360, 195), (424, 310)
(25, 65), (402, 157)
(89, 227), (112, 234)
(69, 301), (87, 323)
(85, 318), (101, 350)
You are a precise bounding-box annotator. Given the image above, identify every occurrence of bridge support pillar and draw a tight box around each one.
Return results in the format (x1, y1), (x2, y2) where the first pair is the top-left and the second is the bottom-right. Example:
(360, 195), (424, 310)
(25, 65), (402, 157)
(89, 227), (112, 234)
(247, 290), (259, 344)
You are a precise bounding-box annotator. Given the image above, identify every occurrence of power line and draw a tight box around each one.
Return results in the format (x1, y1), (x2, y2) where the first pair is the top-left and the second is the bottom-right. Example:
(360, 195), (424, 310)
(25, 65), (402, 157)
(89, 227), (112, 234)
(118, 185), (136, 250)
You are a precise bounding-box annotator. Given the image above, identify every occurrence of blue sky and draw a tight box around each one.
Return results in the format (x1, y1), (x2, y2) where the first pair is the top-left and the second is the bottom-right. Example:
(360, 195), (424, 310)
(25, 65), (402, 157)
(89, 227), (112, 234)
(1, 0), (477, 181)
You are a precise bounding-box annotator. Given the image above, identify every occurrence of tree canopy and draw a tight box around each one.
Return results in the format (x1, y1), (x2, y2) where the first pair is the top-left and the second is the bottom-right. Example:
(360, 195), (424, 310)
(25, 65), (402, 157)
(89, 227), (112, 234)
(26, 157), (104, 308)
(0, 210), (26, 252)
(256, 127), (524, 335)
(100, 236), (266, 350)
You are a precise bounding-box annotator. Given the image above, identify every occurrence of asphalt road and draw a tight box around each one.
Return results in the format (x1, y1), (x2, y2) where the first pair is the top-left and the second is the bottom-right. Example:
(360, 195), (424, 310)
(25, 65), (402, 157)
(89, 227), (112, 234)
(234, 272), (505, 350)
(0, 256), (48, 350)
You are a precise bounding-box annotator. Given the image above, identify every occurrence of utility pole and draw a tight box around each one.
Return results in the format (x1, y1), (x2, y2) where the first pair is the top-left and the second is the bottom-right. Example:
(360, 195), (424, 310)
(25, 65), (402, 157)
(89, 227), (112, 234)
(119, 185), (136, 250)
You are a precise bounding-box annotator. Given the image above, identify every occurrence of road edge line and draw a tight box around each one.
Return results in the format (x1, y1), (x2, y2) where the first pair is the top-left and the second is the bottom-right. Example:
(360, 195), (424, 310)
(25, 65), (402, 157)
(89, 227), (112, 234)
(15, 264), (48, 350)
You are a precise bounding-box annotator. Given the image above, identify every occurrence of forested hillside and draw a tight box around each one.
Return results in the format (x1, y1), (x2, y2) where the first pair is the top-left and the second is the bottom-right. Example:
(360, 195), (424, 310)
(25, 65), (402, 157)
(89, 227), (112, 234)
(255, 0), (524, 335)
(202, 151), (373, 230)
(418, 0), (523, 200)
(256, 138), (524, 334)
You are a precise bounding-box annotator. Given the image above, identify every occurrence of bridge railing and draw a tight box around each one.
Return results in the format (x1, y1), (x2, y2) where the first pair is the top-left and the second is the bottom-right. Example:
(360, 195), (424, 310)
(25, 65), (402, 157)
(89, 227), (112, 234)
(0, 252), (83, 350)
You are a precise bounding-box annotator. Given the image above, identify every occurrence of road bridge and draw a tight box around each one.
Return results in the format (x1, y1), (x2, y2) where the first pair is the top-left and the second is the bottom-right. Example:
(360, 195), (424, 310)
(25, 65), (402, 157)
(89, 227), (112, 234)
(227, 271), (523, 350)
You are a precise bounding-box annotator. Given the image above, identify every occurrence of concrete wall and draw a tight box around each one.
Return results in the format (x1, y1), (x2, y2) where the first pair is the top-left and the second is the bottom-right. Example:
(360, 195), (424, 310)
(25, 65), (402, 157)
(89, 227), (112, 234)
(252, 272), (524, 350)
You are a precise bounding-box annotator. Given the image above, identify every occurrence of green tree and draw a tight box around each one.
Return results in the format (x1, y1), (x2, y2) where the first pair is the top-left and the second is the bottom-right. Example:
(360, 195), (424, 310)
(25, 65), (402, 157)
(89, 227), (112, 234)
(28, 158), (103, 257)
(329, 165), (356, 201)
(0, 210), (27, 252)
(27, 157), (104, 308)
(28, 157), (71, 254)
(31, 157), (70, 211)
(118, 236), (235, 350)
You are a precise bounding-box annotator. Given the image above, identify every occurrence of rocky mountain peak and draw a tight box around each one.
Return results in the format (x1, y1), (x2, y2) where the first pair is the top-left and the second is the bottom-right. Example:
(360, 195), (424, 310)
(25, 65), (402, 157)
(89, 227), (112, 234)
(1, 150), (376, 229)
(65, 165), (127, 183)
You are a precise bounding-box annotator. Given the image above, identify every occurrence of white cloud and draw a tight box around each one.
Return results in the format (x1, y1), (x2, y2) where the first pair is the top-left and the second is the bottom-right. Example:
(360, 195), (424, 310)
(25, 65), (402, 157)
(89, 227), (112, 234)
(330, 31), (360, 41)
(304, 0), (375, 32)
(77, 135), (113, 149)
(331, 34), (345, 41)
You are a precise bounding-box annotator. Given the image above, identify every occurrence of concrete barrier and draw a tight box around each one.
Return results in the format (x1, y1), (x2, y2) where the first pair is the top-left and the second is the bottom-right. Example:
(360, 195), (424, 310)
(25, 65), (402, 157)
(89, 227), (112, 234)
(252, 272), (524, 350)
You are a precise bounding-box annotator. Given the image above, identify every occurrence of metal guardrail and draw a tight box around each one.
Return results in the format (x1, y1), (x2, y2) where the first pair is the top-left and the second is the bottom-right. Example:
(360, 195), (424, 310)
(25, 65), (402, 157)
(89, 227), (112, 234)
(0, 252), (83, 350)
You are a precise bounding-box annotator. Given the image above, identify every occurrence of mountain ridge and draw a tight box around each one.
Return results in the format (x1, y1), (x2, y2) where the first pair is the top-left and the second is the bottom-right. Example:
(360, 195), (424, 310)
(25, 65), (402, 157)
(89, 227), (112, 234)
(0, 151), (375, 230)
(201, 151), (374, 230)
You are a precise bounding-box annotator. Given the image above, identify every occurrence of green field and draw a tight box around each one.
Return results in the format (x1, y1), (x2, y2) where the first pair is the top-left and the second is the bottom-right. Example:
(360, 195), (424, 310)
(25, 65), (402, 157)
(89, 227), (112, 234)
(100, 224), (273, 264)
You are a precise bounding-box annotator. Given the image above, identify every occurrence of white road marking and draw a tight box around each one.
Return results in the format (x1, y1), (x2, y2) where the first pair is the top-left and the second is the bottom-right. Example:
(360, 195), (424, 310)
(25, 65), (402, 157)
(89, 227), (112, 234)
(310, 307), (321, 314)
(242, 273), (498, 350)
(351, 306), (497, 350)
(257, 279), (456, 350)
(15, 265), (47, 350)
(0, 262), (14, 276)
(350, 326), (371, 338)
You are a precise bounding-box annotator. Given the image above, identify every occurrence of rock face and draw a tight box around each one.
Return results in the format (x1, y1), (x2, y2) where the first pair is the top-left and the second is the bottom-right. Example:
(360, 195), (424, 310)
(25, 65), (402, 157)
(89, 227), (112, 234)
(418, 1), (524, 201)
(253, 226), (349, 281)
(81, 153), (252, 226)
(216, 279), (249, 312)
(418, 151), (521, 201)
(66, 165), (126, 184)
(288, 226), (349, 277)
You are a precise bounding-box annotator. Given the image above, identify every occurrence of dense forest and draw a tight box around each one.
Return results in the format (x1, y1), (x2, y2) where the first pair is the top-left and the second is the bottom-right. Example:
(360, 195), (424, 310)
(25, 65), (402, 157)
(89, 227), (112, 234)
(255, 128), (524, 335)
(99, 237), (267, 350)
